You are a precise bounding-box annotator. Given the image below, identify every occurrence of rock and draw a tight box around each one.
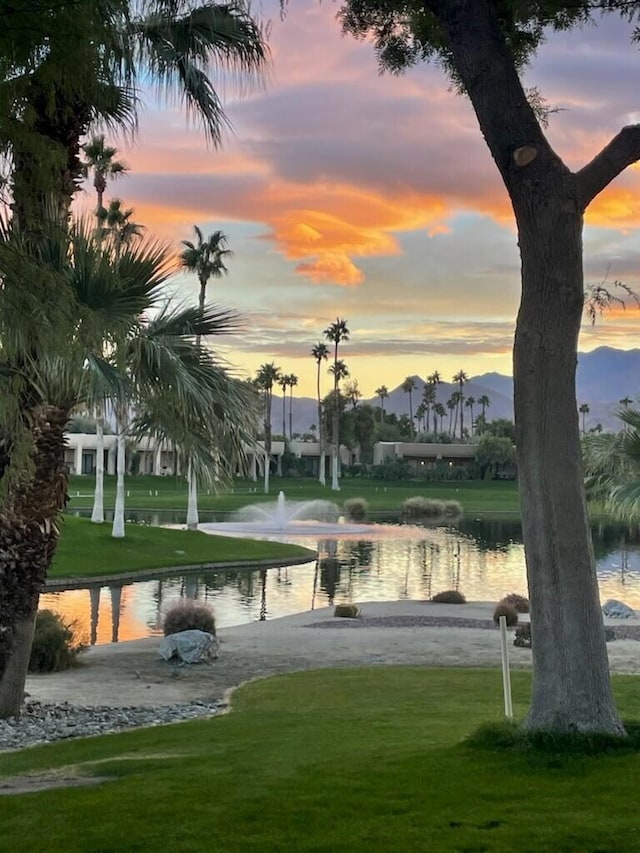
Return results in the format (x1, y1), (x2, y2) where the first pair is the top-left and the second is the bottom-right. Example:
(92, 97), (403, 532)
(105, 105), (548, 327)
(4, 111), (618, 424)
(602, 599), (636, 619)
(158, 630), (219, 664)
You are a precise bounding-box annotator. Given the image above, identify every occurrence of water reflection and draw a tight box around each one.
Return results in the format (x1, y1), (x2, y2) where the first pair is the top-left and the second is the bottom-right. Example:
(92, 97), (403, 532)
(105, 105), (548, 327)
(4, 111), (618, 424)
(41, 518), (640, 646)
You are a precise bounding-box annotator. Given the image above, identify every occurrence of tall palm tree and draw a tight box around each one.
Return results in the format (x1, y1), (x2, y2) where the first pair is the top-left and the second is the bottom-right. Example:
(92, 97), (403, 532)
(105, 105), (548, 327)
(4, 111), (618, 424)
(0, 217), (257, 715)
(465, 396), (476, 435)
(446, 396), (457, 436)
(311, 343), (329, 485)
(375, 385), (389, 424)
(579, 403), (590, 436)
(479, 394), (491, 420)
(453, 370), (468, 439)
(343, 378), (362, 409)
(287, 374), (298, 440)
(401, 376), (417, 438)
(324, 318), (350, 491)
(415, 402), (427, 433)
(278, 373), (290, 439)
(98, 199), (145, 251)
(422, 383), (436, 432)
(81, 135), (128, 218)
(255, 363), (281, 494)
(180, 227), (233, 346)
(434, 402), (447, 434)
(4, 1), (268, 231)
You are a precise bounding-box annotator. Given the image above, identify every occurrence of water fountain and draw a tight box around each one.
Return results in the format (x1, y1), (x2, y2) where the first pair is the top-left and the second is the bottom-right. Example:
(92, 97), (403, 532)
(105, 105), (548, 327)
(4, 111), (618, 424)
(199, 491), (375, 537)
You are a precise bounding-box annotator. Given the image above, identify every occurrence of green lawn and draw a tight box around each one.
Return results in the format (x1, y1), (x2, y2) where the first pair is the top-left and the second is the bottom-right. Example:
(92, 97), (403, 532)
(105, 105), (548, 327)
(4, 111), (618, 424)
(2, 668), (640, 851)
(68, 474), (521, 515)
(50, 516), (314, 581)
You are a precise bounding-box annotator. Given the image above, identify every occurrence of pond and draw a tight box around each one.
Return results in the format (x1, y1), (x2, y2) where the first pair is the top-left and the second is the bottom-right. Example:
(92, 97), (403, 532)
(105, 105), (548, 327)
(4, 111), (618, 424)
(41, 515), (640, 646)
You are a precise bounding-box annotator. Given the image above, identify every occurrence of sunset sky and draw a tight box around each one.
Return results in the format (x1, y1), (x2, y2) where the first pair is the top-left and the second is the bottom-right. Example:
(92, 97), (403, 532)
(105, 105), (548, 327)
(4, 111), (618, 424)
(82, 4), (640, 398)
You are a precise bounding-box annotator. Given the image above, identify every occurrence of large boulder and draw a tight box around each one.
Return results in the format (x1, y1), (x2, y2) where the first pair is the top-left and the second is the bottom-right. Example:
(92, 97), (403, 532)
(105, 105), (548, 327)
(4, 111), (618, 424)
(602, 599), (636, 619)
(159, 630), (219, 664)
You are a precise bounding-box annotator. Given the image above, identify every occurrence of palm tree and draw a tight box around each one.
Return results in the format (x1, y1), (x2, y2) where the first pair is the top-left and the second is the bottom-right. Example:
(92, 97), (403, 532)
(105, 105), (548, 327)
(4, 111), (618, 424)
(453, 370), (468, 439)
(98, 199), (145, 251)
(324, 318), (350, 491)
(311, 343), (329, 485)
(415, 402), (427, 433)
(375, 385), (389, 424)
(287, 374), (298, 441)
(422, 383), (436, 432)
(180, 227), (233, 345)
(446, 396), (457, 436)
(344, 378), (362, 409)
(579, 403), (590, 436)
(0, 2), (268, 718)
(465, 396), (476, 435)
(0, 217), (258, 715)
(479, 394), (491, 420)
(583, 407), (640, 520)
(81, 135), (128, 219)
(278, 373), (290, 440)
(401, 376), (417, 438)
(4, 1), (268, 231)
(434, 402), (447, 434)
(255, 363), (281, 494)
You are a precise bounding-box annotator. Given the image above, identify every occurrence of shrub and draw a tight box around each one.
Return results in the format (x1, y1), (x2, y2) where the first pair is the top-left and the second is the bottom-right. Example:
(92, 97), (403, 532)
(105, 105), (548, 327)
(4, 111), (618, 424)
(513, 622), (532, 648)
(163, 599), (216, 637)
(493, 602), (519, 627)
(431, 589), (466, 604)
(501, 593), (530, 613)
(343, 497), (368, 522)
(29, 610), (86, 673)
(334, 603), (360, 618)
(401, 496), (446, 519)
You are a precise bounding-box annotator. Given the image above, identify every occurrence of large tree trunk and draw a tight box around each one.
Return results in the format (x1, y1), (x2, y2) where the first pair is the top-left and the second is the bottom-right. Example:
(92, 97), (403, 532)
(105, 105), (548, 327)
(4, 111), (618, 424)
(514, 208), (623, 734)
(426, 0), (628, 734)
(0, 406), (69, 717)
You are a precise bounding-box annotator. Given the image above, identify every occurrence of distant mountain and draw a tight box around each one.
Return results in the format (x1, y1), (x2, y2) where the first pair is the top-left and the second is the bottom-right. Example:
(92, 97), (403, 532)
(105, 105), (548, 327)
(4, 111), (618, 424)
(272, 346), (640, 436)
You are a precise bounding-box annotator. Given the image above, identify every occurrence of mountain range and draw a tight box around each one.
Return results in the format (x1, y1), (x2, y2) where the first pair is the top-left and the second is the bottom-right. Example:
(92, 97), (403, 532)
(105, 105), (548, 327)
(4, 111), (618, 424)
(273, 346), (640, 436)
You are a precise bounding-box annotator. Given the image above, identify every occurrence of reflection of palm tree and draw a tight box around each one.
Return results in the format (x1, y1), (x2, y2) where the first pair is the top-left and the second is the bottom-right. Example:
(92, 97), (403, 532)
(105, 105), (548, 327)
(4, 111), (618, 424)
(324, 318), (350, 491)
(311, 343), (329, 485)
(375, 385), (389, 424)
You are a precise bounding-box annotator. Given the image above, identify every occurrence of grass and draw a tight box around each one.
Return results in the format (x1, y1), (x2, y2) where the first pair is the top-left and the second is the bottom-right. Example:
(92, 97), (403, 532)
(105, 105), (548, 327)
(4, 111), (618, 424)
(68, 474), (521, 515)
(2, 668), (640, 851)
(50, 516), (314, 581)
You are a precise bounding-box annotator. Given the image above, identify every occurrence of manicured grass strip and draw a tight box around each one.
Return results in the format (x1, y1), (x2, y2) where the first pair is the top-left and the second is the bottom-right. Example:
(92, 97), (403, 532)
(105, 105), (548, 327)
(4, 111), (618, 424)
(68, 474), (521, 514)
(2, 669), (640, 852)
(50, 516), (314, 580)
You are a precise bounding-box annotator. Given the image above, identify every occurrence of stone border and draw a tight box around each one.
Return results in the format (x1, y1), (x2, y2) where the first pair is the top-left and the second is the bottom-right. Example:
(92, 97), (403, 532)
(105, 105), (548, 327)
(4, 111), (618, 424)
(44, 550), (318, 591)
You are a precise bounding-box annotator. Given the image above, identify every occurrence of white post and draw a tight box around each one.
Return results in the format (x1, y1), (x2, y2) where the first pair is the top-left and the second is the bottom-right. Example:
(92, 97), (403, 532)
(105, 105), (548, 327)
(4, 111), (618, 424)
(74, 437), (83, 476)
(499, 615), (513, 719)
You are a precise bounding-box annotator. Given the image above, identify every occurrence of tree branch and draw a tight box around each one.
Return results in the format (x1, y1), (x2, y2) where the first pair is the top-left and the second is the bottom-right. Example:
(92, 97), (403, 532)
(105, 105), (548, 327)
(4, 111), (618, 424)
(576, 125), (640, 210)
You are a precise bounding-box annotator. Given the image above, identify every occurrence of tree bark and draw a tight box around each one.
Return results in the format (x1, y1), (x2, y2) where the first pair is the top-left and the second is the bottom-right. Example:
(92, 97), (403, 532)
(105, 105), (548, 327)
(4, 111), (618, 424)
(0, 405), (69, 717)
(425, 0), (628, 733)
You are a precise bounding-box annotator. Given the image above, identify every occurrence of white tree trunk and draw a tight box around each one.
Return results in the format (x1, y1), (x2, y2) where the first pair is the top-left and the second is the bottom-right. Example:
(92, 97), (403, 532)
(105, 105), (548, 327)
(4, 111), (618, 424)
(264, 454), (270, 494)
(111, 415), (126, 539)
(319, 450), (326, 486)
(91, 406), (104, 523)
(187, 459), (199, 530)
(331, 449), (340, 491)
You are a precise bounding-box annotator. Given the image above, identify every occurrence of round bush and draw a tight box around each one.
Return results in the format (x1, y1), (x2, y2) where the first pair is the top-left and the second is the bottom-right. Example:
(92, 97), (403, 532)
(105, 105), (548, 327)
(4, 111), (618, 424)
(431, 589), (466, 604)
(402, 497), (446, 519)
(29, 610), (86, 673)
(343, 498), (368, 522)
(493, 602), (519, 627)
(334, 603), (360, 618)
(501, 593), (530, 613)
(163, 600), (216, 637)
